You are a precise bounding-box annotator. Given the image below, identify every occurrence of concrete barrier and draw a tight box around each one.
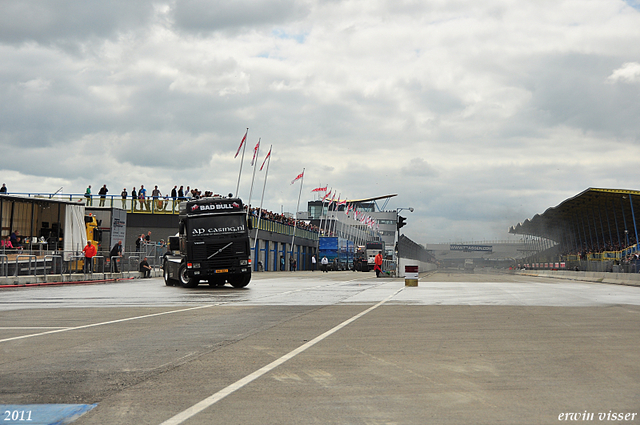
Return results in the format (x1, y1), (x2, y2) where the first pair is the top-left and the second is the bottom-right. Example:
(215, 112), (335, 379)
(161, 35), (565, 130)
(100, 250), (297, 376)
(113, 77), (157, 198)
(397, 258), (436, 277)
(404, 265), (419, 286)
(516, 269), (640, 287)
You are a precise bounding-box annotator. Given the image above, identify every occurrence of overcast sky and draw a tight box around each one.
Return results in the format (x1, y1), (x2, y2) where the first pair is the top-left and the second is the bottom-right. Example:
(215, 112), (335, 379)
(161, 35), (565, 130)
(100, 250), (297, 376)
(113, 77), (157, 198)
(1, 0), (640, 243)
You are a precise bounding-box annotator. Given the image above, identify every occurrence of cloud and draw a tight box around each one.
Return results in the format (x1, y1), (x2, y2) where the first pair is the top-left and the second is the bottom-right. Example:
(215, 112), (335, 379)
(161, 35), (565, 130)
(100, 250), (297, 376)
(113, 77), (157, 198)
(607, 62), (640, 84)
(0, 0), (155, 45)
(172, 0), (312, 33)
(2, 0), (640, 244)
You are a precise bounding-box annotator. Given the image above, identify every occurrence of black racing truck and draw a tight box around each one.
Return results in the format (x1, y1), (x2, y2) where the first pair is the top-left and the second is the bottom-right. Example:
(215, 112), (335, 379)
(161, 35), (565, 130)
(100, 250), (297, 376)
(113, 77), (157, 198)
(163, 197), (252, 288)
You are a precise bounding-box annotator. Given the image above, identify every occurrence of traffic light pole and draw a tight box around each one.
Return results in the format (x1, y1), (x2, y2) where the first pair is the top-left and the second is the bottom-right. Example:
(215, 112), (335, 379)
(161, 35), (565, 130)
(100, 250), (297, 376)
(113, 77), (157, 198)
(395, 207), (414, 261)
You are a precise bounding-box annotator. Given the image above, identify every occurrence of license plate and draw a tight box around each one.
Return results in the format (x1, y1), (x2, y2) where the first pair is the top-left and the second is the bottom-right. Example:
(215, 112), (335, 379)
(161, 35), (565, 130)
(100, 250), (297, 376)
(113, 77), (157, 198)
(215, 269), (228, 274)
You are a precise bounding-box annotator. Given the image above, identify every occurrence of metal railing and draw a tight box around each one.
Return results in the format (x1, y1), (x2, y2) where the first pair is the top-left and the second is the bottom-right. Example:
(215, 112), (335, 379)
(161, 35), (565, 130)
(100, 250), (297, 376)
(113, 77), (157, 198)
(43, 255), (63, 281)
(0, 255), (7, 278)
(14, 255), (37, 277)
(0, 249), (160, 283)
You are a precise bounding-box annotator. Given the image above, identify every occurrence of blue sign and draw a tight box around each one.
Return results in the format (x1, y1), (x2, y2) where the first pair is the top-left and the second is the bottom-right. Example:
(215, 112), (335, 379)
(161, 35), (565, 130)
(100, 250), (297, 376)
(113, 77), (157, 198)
(0, 404), (97, 425)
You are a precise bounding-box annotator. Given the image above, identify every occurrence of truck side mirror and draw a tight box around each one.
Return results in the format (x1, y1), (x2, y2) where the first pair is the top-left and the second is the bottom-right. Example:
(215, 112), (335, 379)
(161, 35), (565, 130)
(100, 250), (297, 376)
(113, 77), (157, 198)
(179, 221), (185, 234)
(168, 236), (180, 251)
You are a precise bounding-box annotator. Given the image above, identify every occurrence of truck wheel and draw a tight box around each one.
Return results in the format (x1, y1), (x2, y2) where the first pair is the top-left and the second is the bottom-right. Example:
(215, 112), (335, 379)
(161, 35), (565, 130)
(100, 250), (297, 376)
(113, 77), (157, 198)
(228, 274), (251, 288)
(163, 264), (174, 286)
(179, 264), (199, 288)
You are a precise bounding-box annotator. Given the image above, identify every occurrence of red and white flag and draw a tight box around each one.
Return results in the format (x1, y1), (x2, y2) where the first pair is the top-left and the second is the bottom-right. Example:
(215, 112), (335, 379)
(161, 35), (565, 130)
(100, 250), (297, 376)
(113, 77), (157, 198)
(311, 186), (327, 193)
(322, 190), (332, 202)
(260, 146), (271, 171)
(251, 140), (260, 166)
(234, 129), (247, 158)
(291, 170), (304, 185)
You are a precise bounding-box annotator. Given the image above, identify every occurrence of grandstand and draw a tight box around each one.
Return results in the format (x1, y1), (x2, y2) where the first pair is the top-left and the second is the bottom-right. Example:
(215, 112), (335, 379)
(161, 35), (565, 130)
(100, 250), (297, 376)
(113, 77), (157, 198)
(509, 188), (640, 272)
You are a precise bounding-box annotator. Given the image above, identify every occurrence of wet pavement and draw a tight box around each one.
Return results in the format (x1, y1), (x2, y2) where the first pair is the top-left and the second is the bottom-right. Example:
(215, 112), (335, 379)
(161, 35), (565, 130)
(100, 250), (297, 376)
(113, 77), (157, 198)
(0, 270), (639, 424)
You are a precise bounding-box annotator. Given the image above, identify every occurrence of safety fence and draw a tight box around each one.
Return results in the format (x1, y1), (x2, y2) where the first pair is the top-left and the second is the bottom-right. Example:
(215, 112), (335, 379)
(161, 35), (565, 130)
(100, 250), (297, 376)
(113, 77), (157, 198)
(0, 247), (164, 281)
(397, 234), (435, 263)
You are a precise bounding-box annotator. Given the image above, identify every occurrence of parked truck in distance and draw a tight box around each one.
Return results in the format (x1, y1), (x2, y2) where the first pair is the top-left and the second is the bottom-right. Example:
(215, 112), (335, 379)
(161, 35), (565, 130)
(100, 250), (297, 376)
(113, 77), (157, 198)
(163, 197), (252, 288)
(319, 237), (354, 270)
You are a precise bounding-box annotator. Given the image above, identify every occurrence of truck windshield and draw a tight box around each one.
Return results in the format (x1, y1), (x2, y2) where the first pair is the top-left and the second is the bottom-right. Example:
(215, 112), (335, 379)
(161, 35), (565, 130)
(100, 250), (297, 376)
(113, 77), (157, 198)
(187, 215), (246, 237)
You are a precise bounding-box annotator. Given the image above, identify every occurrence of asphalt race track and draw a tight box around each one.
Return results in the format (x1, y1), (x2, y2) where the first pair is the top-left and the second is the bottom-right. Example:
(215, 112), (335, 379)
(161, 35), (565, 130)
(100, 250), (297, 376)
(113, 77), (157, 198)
(0, 271), (639, 424)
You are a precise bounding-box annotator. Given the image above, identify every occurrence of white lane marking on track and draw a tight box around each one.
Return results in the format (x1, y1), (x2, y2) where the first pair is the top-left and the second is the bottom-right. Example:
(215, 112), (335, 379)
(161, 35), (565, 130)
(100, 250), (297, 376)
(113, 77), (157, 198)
(159, 286), (405, 425)
(0, 304), (219, 344)
(0, 276), (379, 344)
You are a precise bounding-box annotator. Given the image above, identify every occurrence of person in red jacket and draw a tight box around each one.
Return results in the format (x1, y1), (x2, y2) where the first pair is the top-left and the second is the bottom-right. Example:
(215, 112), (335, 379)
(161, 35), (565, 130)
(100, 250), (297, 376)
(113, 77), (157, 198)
(374, 251), (383, 278)
(82, 241), (97, 273)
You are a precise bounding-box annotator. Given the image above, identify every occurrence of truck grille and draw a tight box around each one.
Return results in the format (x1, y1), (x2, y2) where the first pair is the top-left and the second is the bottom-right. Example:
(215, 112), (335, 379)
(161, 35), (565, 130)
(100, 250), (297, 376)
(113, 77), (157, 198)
(191, 241), (247, 268)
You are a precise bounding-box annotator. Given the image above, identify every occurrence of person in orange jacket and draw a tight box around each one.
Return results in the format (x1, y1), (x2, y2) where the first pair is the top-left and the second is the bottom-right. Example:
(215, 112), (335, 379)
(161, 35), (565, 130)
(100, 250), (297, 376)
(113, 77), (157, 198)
(374, 251), (383, 278)
(82, 241), (97, 273)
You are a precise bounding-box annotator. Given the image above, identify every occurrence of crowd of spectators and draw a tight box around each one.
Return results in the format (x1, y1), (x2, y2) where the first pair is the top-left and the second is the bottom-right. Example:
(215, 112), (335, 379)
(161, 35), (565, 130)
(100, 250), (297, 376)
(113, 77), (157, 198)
(561, 236), (639, 260)
(249, 207), (319, 233)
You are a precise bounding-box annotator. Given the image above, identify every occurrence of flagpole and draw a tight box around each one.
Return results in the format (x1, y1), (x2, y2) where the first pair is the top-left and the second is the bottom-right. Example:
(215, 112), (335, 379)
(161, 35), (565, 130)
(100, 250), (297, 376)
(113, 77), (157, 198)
(246, 138), (260, 219)
(235, 128), (248, 197)
(290, 168), (305, 266)
(253, 145), (272, 269)
(322, 194), (330, 237)
(317, 185), (327, 239)
(330, 193), (341, 236)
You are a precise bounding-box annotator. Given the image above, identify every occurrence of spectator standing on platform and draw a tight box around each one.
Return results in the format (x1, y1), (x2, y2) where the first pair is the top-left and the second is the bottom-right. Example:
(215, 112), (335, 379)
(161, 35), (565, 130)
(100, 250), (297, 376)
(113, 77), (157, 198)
(98, 184), (108, 207)
(82, 241), (96, 273)
(131, 187), (137, 211)
(121, 188), (127, 209)
(311, 255), (316, 271)
(171, 186), (177, 198)
(171, 186), (178, 211)
(145, 231), (151, 243)
(139, 185), (147, 210)
(178, 185), (184, 201)
(135, 234), (144, 252)
(140, 257), (152, 278)
(85, 185), (92, 205)
(0, 183), (6, 193)
(110, 240), (123, 272)
(152, 186), (161, 210)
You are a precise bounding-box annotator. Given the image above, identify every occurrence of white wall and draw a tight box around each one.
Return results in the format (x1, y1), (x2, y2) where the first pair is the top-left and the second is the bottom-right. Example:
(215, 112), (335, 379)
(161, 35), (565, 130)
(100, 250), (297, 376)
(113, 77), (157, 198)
(397, 257), (436, 277)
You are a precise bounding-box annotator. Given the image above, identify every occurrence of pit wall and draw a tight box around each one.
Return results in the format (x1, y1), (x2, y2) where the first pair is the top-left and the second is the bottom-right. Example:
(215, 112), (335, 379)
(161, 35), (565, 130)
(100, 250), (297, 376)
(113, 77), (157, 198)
(516, 269), (640, 287)
(397, 258), (437, 277)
